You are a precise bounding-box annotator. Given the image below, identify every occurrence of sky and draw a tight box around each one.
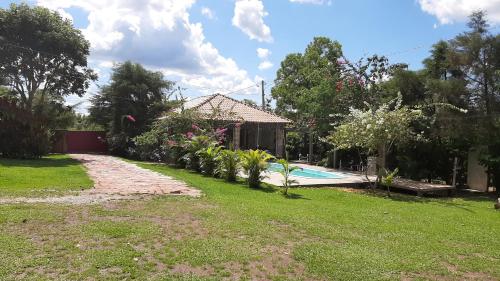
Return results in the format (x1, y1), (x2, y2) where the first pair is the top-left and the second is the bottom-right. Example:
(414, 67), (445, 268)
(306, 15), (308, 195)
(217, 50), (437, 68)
(2, 0), (500, 113)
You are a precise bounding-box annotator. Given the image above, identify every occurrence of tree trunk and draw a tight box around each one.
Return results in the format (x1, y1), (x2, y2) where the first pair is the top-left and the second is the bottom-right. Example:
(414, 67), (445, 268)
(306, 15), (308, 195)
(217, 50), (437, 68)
(376, 145), (387, 187)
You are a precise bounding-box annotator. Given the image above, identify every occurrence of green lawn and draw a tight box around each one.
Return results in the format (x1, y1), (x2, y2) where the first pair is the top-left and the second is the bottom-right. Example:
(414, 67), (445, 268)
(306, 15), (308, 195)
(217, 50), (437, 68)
(0, 154), (93, 197)
(0, 161), (499, 280)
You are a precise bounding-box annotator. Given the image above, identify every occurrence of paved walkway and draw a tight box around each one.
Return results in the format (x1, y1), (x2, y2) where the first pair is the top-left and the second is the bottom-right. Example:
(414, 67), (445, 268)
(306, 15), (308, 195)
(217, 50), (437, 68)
(0, 154), (200, 205)
(70, 154), (200, 197)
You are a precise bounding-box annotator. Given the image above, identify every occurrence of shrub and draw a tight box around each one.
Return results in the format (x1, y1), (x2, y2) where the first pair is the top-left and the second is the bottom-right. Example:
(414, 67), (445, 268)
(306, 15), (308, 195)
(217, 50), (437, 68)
(285, 131), (304, 160)
(198, 145), (222, 176)
(216, 149), (241, 182)
(0, 98), (51, 158)
(276, 159), (300, 196)
(239, 149), (274, 188)
(132, 129), (167, 162)
(183, 135), (214, 171)
(381, 168), (399, 197)
(106, 132), (129, 156)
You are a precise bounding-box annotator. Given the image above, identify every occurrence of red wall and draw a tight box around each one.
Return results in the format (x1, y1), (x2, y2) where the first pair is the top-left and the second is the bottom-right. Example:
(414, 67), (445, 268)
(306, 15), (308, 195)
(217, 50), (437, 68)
(52, 131), (107, 153)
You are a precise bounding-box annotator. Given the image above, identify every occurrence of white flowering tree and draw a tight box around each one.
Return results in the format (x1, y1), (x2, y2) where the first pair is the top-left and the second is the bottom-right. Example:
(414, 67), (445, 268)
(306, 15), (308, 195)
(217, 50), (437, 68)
(328, 95), (423, 187)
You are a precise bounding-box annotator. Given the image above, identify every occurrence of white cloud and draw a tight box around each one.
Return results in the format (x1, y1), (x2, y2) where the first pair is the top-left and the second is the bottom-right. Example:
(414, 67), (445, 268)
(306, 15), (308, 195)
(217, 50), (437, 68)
(201, 7), (216, 20)
(232, 0), (273, 42)
(289, 0), (332, 5)
(35, 0), (258, 112)
(256, 48), (273, 70)
(56, 8), (74, 22)
(258, 61), (273, 70)
(256, 47), (271, 59)
(417, 0), (500, 24)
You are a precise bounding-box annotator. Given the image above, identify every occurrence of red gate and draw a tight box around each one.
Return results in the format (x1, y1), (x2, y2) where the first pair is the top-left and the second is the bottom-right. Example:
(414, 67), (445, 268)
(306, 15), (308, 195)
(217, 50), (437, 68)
(52, 130), (107, 153)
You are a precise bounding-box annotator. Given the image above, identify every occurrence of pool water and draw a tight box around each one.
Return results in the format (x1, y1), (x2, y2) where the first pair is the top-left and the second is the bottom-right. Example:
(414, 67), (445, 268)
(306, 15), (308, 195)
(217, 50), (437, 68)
(267, 163), (346, 179)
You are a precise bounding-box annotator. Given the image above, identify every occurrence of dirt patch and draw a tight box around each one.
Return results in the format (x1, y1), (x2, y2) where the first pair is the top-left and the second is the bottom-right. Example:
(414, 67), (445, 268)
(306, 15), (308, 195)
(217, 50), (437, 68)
(170, 263), (215, 277)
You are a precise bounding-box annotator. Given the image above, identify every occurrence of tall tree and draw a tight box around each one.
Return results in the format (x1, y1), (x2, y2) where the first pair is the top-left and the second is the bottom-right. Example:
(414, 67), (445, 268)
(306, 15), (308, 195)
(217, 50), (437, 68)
(447, 11), (500, 196)
(272, 37), (344, 135)
(272, 37), (405, 162)
(0, 3), (96, 111)
(89, 61), (175, 155)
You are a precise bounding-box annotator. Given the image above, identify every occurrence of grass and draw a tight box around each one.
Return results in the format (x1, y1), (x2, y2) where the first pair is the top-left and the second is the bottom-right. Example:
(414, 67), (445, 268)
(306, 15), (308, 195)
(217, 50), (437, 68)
(0, 154), (93, 197)
(0, 160), (499, 280)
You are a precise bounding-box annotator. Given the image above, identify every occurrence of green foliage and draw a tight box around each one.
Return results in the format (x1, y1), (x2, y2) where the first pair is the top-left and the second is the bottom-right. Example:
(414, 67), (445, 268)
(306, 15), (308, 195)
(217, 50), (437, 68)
(276, 159), (300, 196)
(272, 37), (345, 136)
(381, 168), (399, 197)
(197, 145), (222, 176)
(479, 143), (500, 198)
(0, 98), (51, 158)
(70, 114), (104, 131)
(215, 149), (241, 182)
(0, 3), (96, 111)
(183, 135), (215, 172)
(272, 37), (405, 163)
(89, 61), (175, 156)
(285, 131), (304, 160)
(0, 4), (95, 158)
(239, 150), (274, 188)
(132, 128), (167, 162)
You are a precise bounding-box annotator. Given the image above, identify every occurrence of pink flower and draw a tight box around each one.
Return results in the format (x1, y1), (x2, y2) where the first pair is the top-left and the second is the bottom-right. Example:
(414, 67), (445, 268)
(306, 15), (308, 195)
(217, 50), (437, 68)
(192, 124), (200, 130)
(336, 81), (343, 92)
(186, 132), (194, 139)
(358, 79), (365, 87)
(215, 127), (228, 134)
(126, 115), (136, 122)
(167, 140), (178, 146)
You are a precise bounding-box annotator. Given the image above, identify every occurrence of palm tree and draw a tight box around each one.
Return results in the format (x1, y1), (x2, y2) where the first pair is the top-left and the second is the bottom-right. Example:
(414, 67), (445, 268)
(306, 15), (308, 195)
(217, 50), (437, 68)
(239, 150), (274, 188)
(215, 149), (241, 182)
(277, 159), (300, 196)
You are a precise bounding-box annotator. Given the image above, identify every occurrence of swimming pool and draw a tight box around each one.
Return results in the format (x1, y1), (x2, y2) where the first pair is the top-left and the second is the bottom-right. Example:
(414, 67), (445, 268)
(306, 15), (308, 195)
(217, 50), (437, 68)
(267, 163), (346, 179)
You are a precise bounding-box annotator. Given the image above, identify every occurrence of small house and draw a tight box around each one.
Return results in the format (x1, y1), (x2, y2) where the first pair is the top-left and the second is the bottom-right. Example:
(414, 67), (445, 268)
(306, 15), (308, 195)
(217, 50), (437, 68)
(181, 94), (291, 157)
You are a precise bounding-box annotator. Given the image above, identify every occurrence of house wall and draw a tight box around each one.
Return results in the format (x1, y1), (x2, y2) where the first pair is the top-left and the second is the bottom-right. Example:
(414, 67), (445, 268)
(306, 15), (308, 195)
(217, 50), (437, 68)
(236, 123), (285, 157)
(51, 131), (107, 154)
(467, 148), (488, 191)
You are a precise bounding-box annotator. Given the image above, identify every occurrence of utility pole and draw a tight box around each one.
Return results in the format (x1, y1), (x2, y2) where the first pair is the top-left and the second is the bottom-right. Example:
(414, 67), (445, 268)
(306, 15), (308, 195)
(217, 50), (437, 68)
(261, 80), (265, 110)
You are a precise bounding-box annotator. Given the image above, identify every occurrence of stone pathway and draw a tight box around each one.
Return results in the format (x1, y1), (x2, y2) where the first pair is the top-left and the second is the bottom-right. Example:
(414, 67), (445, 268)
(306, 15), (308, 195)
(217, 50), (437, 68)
(70, 154), (200, 197)
(0, 154), (200, 205)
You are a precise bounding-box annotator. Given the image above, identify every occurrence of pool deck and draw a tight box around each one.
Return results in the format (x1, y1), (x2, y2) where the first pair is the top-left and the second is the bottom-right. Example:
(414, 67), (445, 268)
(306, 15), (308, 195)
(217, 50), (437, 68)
(262, 163), (456, 196)
(390, 178), (455, 196)
(262, 163), (375, 187)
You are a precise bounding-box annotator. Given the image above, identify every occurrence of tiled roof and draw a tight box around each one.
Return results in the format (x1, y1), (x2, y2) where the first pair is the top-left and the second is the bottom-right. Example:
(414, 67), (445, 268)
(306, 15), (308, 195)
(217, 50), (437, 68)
(182, 94), (291, 124)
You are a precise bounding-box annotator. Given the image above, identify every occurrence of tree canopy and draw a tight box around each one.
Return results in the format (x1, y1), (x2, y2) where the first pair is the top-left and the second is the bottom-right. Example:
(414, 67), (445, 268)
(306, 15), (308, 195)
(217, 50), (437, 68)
(89, 61), (176, 155)
(0, 3), (96, 111)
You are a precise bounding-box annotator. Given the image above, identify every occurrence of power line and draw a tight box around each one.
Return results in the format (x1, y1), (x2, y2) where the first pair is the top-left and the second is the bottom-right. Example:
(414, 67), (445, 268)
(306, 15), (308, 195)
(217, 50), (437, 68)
(222, 84), (259, 95)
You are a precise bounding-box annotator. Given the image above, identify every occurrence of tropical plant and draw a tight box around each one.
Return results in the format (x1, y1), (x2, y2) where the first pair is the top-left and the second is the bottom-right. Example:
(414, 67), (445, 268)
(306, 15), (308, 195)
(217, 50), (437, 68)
(276, 159), (300, 196)
(183, 135), (214, 171)
(239, 150), (274, 188)
(216, 149), (241, 182)
(198, 145), (222, 176)
(381, 168), (399, 197)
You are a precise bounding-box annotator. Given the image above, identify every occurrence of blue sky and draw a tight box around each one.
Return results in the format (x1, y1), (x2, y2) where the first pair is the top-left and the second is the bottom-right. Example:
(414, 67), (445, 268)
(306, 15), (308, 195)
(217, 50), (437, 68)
(2, 0), (499, 113)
